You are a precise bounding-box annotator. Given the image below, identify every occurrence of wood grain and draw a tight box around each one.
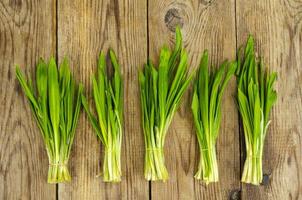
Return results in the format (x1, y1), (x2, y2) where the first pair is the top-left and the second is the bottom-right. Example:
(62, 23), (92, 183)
(57, 0), (148, 199)
(148, 0), (240, 199)
(236, 0), (302, 199)
(0, 0), (301, 199)
(0, 0), (56, 199)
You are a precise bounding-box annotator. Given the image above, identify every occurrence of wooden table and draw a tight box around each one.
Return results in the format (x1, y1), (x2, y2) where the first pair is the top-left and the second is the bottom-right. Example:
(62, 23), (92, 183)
(0, 0), (301, 199)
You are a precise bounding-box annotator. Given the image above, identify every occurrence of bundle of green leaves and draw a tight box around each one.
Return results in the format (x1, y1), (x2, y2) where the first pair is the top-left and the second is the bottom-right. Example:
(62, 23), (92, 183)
(191, 50), (236, 184)
(82, 50), (123, 182)
(236, 36), (277, 185)
(16, 58), (83, 183)
(139, 27), (193, 181)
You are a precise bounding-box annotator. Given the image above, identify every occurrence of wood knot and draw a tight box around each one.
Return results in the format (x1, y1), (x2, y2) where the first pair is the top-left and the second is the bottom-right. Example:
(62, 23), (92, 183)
(9, 0), (22, 13)
(229, 189), (241, 200)
(8, 0), (28, 27)
(164, 8), (184, 32)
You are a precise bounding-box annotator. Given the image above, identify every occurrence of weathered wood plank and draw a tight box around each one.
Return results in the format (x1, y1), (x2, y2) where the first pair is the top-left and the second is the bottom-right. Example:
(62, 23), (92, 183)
(148, 0), (240, 199)
(57, 0), (148, 199)
(0, 0), (56, 199)
(236, 0), (302, 199)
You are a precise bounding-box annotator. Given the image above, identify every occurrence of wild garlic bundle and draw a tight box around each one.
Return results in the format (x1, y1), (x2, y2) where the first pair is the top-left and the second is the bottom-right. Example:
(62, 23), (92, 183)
(236, 36), (277, 185)
(16, 58), (83, 183)
(191, 51), (236, 183)
(139, 27), (193, 181)
(81, 50), (123, 182)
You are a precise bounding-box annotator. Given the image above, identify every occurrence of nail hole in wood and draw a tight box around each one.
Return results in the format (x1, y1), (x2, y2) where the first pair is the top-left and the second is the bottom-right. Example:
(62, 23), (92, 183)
(261, 173), (270, 186)
(229, 189), (241, 200)
(287, 156), (291, 165)
(200, 0), (212, 6)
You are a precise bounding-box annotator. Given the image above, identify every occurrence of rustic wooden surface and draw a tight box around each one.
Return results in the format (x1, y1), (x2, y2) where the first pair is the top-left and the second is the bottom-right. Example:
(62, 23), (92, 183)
(0, 0), (56, 199)
(0, 0), (301, 200)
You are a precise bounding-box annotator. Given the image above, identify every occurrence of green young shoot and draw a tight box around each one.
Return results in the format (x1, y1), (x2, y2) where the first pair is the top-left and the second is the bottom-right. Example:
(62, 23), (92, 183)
(81, 49), (123, 182)
(139, 26), (193, 181)
(236, 36), (277, 185)
(191, 50), (236, 184)
(16, 58), (83, 183)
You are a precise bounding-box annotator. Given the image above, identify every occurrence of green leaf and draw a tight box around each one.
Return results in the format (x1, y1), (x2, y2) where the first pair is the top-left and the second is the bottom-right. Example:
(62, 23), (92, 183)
(198, 50), (209, 134)
(48, 58), (60, 133)
(36, 59), (48, 99)
(167, 49), (188, 110)
(158, 47), (170, 125)
(92, 75), (107, 138)
(97, 52), (107, 121)
(59, 57), (71, 98)
(16, 66), (39, 110)
(81, 93), (104, 144)
(168, 25), (182, 74)
(66, 83), (83, 157)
